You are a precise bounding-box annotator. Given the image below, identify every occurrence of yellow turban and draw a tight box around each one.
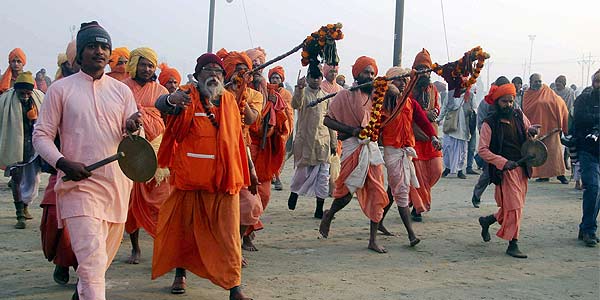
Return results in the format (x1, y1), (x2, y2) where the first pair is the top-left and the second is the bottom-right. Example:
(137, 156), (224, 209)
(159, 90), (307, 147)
(55, 53), (68, 80)
(127, 47), (158, 79)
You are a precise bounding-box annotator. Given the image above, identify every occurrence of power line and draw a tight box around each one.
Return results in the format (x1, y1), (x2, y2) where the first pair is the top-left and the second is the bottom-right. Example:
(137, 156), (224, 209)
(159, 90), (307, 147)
(578, 53), (596, 87)
(241, 0), (254, 48)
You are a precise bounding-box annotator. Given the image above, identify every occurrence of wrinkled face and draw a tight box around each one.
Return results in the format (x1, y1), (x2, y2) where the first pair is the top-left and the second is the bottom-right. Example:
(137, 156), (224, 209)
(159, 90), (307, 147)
(391, 77), (408, 93)
(530, 74), (542, 90)
(269, 73), (282, 85)
(336, 76), (345, 87)
(232, 63), (249, 79)
(307, 74), (322, 89)
(9, 57), (23, 73)
(356, 65), (376, 84)
(80, 42), (110, 72)
(196, 62), (224, 88)
(165, 77), (179, 93)
(15, 88), (32, 101)
(135, 57), (156, 82)
(325, 68), (338, 82)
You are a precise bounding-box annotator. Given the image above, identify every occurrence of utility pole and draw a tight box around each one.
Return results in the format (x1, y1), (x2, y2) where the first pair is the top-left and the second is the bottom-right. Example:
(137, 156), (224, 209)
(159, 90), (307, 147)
(392, 0), (405, 67)
(579, 53), (596, 87)
(527, 35), (536, 78)
(486, 61), (492, 88)
(70, 25), (76, 40)
(586, 52), (595, 87)
(207, 0), (216, 53)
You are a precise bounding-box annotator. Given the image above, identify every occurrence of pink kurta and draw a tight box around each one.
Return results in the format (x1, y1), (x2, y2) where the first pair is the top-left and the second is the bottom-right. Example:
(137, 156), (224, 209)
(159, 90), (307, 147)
(33, 70), (137, 225)
(478, 116), (531, 241)
(327, 89), (388, 223)
(321, 79), (343, 94)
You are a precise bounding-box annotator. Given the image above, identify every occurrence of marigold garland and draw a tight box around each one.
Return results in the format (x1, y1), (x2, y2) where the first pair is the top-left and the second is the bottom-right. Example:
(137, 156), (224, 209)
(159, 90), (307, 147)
(231, 73), (248, 124)
(431, 46), (490, 97)
(300, 23), (344, 67)
(358, 77), (388, 141)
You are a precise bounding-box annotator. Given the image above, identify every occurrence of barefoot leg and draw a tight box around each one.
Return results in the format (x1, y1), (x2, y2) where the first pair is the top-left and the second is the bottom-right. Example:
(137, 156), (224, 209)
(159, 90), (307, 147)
(378, 188), (395, 236)
(127, 230), (141, 264)
(319, 194), (351, 238)
(398, 206), (420, 246)
(242, 234), (258, 251)
(230, 286), (253, 300)
(368, 221), (387, 253)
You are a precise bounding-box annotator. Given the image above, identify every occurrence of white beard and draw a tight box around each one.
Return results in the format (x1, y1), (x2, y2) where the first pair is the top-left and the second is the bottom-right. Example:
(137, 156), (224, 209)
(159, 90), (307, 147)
(198, 77), (224, 101)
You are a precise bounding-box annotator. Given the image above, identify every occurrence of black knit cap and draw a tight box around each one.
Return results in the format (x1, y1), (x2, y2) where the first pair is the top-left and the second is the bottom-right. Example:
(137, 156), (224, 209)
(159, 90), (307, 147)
(76, 21), (112, 63)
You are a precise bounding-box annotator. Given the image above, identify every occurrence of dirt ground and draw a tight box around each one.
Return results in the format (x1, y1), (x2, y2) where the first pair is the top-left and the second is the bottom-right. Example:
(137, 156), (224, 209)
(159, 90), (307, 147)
(0, 161), (598, 300)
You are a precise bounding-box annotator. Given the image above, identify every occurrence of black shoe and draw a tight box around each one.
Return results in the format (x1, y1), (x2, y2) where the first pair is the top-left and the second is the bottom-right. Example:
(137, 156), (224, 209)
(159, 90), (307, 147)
(506, 240), (527, 258)
(557, 175), (569, 184)
(314, 209), (323, 219)
(479, 216), (494, 242)
(466, 167), (479, 175)
(411, 208), (422, 222)
(72, 290), (79, 300)
(457, 171), (467, 179)
(53, 265), (69, 285)
(273, 179), (283, 191)
(442, 168), (451, 178)
(288, 193), (298, 210)
(535, 178), (549, 182)
(471, 195), (480, 208)
(582, 233), (598, 247)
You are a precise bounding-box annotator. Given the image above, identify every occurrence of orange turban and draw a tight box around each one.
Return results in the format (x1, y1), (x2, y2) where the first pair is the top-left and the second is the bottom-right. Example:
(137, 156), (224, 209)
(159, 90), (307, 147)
(484, 83), (517, 105)
(66, 40), (77, 67)
(268, 66), (285, 82)
(109, 47), (130, 70)
(245, 47), (267, 66)
(351, 56), (378, 79)
(0, 48), (27, 93)
(216, 48), (253, 81)
(412, 48), (432, 69)
(158, 63), (181, 86)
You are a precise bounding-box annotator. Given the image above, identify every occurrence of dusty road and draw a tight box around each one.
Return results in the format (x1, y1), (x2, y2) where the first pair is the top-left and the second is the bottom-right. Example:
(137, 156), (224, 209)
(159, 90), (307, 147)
(0, 163), (598, 300)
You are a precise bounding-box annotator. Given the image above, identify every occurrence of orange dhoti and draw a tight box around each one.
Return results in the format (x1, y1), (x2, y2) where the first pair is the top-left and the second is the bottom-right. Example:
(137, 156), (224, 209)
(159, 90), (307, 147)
(40, 174), (77, 267)
(125, 179), (172, 237)
(409, 157), (443, 213)
(333, 138), (388, 223)
(152, 189), (242, 289)
(493, 167), (528, 240)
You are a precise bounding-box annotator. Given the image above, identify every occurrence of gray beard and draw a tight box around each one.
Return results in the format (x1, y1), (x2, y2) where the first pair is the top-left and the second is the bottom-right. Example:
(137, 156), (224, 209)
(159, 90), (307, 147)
(198, 77), (224, 101)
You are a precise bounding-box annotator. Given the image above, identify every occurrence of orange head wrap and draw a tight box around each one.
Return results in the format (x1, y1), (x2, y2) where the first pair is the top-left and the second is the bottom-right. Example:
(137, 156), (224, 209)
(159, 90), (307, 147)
(484, 83), (517, 105)
(0, 48), (27, 93)
(109, 47), (130, 71)
(66, 40), (77, 67)
(412, 48), (432, 69)
(268, 66), (285, 82)
(158, 63), (182, 87)
(351, 56), (378, 79)
(9, 48), (27, 66)
(245, 47), (267, 66)
(216, 48), (253, 81)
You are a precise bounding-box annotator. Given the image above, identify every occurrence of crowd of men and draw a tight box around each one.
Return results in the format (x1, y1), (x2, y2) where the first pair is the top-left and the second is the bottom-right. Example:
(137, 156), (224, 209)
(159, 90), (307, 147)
(0, 21), (598, 300)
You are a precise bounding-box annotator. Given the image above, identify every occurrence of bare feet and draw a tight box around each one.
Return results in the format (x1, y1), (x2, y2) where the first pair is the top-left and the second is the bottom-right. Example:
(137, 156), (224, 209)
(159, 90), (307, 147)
(242, 235), (258, 251)
(242, 256), (249, 268)
(230, 290), (253, 300)
(378, 223), (394, 236)
(368, 241), (388, 253)
(319, 210), (332, 238)
(127, 249), (141, 264)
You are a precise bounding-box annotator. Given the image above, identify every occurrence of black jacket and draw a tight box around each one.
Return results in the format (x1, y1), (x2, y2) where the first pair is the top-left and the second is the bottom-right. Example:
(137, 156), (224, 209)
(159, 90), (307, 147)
(572, 88), (599, 158)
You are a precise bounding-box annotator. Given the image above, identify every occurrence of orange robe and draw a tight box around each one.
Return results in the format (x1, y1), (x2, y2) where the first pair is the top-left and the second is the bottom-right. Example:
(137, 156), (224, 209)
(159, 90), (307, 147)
(106, 70), (129, 82)
(409, 85), (443, 213)
(40, 174), (78, 268)
(327, 89), (388, 223)
(522, 84), (569, 178)
(152, 86), (249, 289)
(245, 85), (290, 234)
(478, 116), (531, 240)
(122, 78), (172, 237)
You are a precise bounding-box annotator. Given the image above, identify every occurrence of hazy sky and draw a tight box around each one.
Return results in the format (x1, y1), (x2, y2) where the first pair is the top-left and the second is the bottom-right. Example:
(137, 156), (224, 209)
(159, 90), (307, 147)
(1, 0), (599, 89)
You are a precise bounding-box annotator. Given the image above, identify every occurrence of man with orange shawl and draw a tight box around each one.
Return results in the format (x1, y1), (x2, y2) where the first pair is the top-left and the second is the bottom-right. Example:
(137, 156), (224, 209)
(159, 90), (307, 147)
(39, 40), (79, 287)
(158, 63), (181, 93)
(378, 66), (441, 244)
(522, 73), (569, 184)
(408, 49), (443, 222)
(478, 77), (537, 258)
(216, 48), (263, 258)
(152, 53), (252, 300)
(122, 47), (172, 265)
(106, 47), (130, 81)
(268, 66), (294, 191)
(0, 48), (27, 94)
(320, 56), (389, 253)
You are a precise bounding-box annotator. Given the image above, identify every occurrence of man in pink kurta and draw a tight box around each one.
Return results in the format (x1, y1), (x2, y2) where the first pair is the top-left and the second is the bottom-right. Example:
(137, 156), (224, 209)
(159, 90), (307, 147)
(32, 21), (140, 300)
(522, 73), (569, 183)
(122, 47), (172, 265)
(320, 56), (389, 253)
(477, 78), (536, 259)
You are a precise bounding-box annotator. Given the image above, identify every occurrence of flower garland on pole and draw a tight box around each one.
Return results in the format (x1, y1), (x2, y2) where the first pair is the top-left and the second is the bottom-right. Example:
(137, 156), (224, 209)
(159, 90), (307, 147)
(301, 23), (344, 75)
(358, 77), (388, 141)
(431, 46), (490, 98)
